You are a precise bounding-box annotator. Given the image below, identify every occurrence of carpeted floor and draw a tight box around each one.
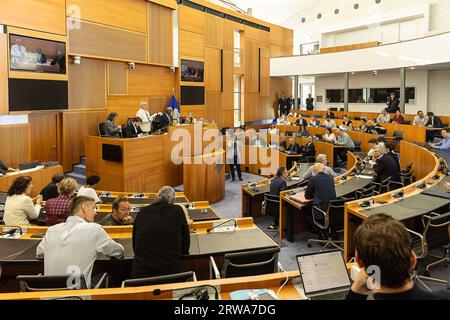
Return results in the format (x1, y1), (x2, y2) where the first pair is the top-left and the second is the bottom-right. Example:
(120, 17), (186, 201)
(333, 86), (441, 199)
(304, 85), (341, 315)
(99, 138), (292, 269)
(207, 172), (450, 292)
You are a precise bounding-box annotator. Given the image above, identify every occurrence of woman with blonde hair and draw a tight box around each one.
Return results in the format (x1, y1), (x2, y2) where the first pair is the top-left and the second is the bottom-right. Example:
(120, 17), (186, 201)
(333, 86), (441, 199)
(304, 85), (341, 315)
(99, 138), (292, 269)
(45, 177), (78, 226)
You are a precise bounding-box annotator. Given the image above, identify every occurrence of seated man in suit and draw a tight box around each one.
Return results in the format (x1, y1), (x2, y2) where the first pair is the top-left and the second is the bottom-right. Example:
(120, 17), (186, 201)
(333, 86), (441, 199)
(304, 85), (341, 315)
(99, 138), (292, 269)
(298, 136), (316, 163)
(268, 167), (288, 229)
(372, 147), (401, 184)
(347, 213), (450, 300)
(99, 196), (133, 226)
(40, 173), (65, 201)
(305, 163), (336, 221)
(161, 107), (173, 127)
(0, 160), (19, 175)
(302, 154), (337, 180)
(425, 112), (444, 142)
(132, 186), (190, 279)
(123, 117), (143, 138)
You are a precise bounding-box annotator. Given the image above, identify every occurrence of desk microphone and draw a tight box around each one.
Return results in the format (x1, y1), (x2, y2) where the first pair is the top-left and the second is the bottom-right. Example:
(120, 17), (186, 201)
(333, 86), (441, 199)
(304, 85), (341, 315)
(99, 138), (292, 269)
(153, 285), (219, 300)
(206, 219), (237, 233)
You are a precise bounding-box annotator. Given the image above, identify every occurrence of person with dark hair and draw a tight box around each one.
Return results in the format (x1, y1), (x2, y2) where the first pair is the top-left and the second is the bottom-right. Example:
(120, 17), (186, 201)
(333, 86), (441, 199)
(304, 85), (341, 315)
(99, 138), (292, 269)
(278, 94), (288, 117)
(99, 197), (132, 226)
(357, 118), (370, 132)
(347, 213), (450, 300)
(342, 115), (353, 130)
(386, 92), (400, 113)
(0, 160), (19, 175)
(430, 128), (450, 150)
(413, 110), (428, 126)
(298, 136), (316, 163)
(36, 48), (47, 64)
(226, 129), (243, 181)
(323, 116), (337, 129)
(425, 112), (444, 142)
(372, 147), (401, 183)
(269, 167), (288, 229)
(105, 112), (122, 138)
(4, 176), (42, 226)
(36, 196), (124, 288)
(386, 143), (401, 174)
(323, 127), (336, 143)
(40, 173), (65, 201)
(325, 108), (335, 119)
(77, 175), (101, 203)
(376, 109), (390, 123)
(308, 116), (320, 127)
(131, 186), (190, 278)
(305, 163), (336, 212)
(392, 110), (405, 124)
(306, 93), (314, 111)
(45, 177), (78, 226)
(123, 117), (143, 138)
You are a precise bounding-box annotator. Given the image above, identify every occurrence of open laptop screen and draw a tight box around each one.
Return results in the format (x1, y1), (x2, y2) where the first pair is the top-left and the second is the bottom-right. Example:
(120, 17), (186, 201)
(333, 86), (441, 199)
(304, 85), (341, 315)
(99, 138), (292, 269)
(296, 250), (351, 295)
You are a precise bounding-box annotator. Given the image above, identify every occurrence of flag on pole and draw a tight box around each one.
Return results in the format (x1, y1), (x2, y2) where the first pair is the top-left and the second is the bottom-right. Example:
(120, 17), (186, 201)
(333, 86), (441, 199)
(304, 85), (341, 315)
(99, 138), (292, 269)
(169, 92), (180, 122)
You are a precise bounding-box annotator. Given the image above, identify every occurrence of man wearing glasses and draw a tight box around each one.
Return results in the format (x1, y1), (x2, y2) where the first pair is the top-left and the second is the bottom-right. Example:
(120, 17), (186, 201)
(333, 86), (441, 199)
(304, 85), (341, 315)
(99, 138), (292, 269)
(99, 197), (133, 226)
(36, 196), (124, 288)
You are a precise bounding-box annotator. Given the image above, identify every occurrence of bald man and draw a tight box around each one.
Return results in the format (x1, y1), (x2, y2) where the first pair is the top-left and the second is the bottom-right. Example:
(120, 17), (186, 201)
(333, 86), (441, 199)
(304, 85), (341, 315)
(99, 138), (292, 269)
(305, 163), (336, 211)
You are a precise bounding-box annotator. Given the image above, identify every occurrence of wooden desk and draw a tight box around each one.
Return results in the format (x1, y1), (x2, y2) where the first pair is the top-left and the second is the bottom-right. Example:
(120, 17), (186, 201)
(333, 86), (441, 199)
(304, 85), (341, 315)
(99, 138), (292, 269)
(183, 150), (225, 203)
(0, 165), (63, 197)
(343, 141), (444, 260)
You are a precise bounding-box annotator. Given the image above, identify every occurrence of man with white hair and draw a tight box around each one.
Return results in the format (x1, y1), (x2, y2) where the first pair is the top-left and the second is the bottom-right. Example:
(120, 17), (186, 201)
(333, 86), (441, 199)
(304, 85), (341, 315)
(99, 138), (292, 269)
(136, 101), (157, 134)
(131, 186), (190, 279)
(302, 154), (337, 180)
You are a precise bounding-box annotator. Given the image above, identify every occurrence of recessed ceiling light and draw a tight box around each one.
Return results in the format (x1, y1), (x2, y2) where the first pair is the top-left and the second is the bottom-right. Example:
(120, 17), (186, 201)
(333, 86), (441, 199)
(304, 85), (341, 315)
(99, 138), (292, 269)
(317, 13), (322, 19)
(354, 3), (359, 9)
(410, 67), (415, 70)
(375, 0), (381, 4)
(301, 17), (306, 23)
(334, 9), (339, 14)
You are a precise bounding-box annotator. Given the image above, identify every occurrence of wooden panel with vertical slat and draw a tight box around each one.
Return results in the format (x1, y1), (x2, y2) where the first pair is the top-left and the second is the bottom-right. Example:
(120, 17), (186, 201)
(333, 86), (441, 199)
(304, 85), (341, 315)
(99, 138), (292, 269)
(148, 2), (173, 66)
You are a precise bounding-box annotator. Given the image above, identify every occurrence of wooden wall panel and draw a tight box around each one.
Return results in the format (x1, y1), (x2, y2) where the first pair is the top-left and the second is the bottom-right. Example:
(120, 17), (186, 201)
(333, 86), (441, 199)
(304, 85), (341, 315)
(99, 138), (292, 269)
(245, 39), (259, 93)
(67, 0), (147, 33)
(205, 47), (221, 92)
(270, 77), (292, 116)
(0, 0), (66, 35)
(281, 28), (294, 56)
(180, 106), (205, 119)
(221, 109), (234, 128)
(179, 30), (205, 58)
(0, 124), (30, 168)
(0, 34), (8, 114)
(270, 45), (281, 58)
(68, 19), (147, 62)
(107, 61), (128, 95)
(244, 25), (259, 41)
(222, 20), (236, 51)
(205, 92), (221, 123)
(205, 15), (223, 49)
(179, 6), (205, 34)
(244, 92), (259, 122)
(221, 50), (234, 109)
(62, 111), (107, 172)
(29, 113), (59, 163)
(69, 58), (107, 109)
(148, 2), (173, 66)
(260, 46), (270, 97)
(127, 64), (175, 96)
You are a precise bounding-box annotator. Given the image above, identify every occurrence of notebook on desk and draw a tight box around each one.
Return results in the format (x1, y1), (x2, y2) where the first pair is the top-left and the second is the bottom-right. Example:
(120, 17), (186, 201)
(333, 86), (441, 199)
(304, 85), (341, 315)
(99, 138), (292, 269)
(289, 192), (312, 204)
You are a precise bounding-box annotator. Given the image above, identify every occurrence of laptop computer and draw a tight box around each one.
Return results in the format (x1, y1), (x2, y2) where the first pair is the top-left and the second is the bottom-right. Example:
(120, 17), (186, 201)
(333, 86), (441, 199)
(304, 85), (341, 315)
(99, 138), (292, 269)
(296, 250), (351, 300)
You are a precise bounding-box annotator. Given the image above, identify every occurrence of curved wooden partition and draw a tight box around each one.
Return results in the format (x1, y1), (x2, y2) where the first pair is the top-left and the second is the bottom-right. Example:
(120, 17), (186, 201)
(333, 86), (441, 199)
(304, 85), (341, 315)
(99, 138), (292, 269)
(344, 140), (442, 259)
(183, 149), (225, 203)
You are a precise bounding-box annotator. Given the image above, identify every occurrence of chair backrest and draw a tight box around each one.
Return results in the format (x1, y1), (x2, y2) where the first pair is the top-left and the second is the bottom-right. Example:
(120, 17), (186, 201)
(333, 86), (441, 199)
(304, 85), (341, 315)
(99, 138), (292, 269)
(393, 130), (404, 139)
(353, 140), (361, 147)
(221, 247), (280, 278)
(356, 185), (377, 198)
(17, 275), (88, 292)
(354, 117), (361, 121)
(18, 161), (39, 171)
(121, 271), (196, 288)
(264, 193), (280, 215)
(98, 122), (106, 136)
(423, 212), (450, 251)
(404, 120), (411, 125)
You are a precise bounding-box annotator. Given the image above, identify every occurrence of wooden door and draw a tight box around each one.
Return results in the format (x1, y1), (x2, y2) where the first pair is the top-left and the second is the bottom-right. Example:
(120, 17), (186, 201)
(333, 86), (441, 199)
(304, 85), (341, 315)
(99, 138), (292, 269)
(29, 113), (59, 163)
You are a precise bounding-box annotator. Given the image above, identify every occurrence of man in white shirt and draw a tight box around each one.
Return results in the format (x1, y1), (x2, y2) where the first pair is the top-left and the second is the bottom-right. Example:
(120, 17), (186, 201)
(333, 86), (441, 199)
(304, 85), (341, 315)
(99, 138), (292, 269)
(413, 110), (429, 126)
(323, 116), (337, 129)
(136, 101), (156, 134)
(36, 196), (124, 288)
(376, 109), (390, 123)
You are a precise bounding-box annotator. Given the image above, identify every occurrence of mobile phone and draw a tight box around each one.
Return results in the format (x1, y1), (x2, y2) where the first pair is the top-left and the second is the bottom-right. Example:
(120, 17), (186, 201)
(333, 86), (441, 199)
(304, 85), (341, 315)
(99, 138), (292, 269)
(257, 292), (277, 300)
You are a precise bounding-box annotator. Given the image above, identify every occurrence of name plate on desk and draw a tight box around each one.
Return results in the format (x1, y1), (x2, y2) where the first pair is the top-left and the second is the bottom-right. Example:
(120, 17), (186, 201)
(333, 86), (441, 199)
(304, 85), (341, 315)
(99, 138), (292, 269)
(210, 226), (238, 233)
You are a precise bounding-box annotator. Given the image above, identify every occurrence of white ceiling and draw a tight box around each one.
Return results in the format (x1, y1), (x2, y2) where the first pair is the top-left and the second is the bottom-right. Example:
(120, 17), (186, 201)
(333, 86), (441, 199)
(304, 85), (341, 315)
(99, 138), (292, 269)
(208, 0), (319, 25)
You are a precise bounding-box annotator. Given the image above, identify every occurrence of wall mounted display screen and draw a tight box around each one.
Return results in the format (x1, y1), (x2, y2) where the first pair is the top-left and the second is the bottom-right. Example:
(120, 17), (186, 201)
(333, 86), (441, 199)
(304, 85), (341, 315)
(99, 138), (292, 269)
(9, 79), (68, 111)
(181, 59), (204, 82)
(181, 86), (205, 105)
(9, 34), (66, 74)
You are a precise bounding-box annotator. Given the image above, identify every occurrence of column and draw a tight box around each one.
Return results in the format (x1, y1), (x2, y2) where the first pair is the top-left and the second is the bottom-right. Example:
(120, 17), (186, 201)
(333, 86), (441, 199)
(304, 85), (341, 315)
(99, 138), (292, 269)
(294, 75), (299, 110)
(400, 67), (406, 114)
(344, 72), (349, 112)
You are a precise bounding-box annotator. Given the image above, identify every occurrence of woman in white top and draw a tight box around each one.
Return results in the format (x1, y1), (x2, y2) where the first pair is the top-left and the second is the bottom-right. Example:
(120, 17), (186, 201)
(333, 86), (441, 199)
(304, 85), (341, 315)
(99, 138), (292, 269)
(77, 175), (101, 203)
(323, 128), (336, 143)
(4, 176), (42, 226)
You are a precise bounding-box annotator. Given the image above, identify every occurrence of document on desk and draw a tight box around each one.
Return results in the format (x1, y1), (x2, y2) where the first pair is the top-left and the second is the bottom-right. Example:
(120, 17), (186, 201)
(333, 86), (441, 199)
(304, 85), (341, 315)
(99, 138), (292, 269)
(209, 226), (238, 233)
(355, 175), (374, 179)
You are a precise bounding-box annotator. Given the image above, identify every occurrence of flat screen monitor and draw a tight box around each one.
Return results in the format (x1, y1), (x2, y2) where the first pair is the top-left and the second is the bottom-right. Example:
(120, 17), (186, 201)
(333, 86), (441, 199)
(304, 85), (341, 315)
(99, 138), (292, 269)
(102, 144), (122, 163)
(9, 34), (66, 74)
(181, 59), (204, 82)
(181, 86), (205, 105)
(9, 79), (68, 111)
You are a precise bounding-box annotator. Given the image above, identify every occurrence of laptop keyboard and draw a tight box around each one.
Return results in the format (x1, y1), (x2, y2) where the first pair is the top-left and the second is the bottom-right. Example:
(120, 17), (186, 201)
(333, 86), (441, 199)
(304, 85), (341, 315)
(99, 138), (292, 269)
(309, 291), (347, 300)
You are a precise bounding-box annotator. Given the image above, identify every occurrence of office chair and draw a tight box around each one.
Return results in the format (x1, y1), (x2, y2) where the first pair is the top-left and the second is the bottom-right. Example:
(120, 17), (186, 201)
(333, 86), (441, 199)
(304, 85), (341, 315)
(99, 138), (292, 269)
(371, 176), (391, 194)
(407, 212), (450, 291)
(353, 140), (362, 152)
(399, 163), (414, 185)
(18, 161), (39, 171)
(263, 193), (281, 239)
(98, 122), (106, 136)
(209, 247), (281, 279)
(17, 273), (108, 292)
(354, 117), (361, 121)
(403, 120), (411, 125)
(355, 185), (377, 199)
(307, 197), (355, 251)
(121, 271), (197, 288)
(0, 192), (6, 205)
